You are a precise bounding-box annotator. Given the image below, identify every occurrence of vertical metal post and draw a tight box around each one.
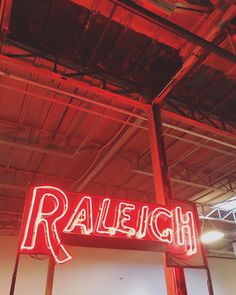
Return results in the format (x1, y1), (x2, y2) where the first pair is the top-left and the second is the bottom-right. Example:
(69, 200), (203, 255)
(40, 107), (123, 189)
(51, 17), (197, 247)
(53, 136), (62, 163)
(193, 206), (214, 295)
(147, 104), (188, 295)
(9, 253), (20, 295)
(9, 185), (30, 295)
(45, 256), (55, 295)
(0, 0), (13, 41)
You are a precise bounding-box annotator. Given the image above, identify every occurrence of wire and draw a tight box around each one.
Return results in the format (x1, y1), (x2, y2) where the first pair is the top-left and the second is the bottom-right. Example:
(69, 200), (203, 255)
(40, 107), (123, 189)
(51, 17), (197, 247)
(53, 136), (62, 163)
(73, 97), (143, 188)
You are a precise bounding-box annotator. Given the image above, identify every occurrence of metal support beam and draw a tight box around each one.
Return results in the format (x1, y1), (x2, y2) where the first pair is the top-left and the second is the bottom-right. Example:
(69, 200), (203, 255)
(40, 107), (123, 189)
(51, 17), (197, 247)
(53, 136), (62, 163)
(3, 70), (236, 150)
(199, 207), (236, 224)
(45, 257), (55, 295)
(0, 81), (147, 130)
(152, 4), (236, 104)
(148, 105), (215, 295)
(9, 252), (20, 295)
(0, 138), (74, 158)
(0, 117), (104, 150)
(113, 0), (236, 63)
(0, 53), (149, 112)
(134, 169), (236, 194)
(0, 0), (13, 41)
(162, 109), (236, 143)
(0, 166), (74, 185)
(2, 70), (236, 149)
(0, 70), (144, 120)
(1, 52), (236, 141)
(147, 105), (188, 295)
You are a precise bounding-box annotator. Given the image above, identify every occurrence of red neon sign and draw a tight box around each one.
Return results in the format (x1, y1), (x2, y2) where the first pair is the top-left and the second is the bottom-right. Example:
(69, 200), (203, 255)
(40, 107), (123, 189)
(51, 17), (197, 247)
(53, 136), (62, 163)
(19, 186), (200, 264)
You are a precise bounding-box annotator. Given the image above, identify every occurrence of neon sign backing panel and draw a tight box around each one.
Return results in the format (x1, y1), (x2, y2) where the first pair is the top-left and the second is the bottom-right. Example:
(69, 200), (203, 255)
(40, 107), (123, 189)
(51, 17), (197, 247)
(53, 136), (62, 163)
(19, 186), (202, 265)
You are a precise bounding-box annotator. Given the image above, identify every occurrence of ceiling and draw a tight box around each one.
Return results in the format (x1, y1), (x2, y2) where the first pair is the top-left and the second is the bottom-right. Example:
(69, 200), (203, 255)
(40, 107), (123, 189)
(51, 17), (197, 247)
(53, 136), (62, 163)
(0, 0), (236, 259)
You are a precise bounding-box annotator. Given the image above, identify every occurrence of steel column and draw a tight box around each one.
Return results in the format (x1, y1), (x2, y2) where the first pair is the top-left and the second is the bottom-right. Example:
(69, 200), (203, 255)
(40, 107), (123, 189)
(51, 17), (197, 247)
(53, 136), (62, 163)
(9, 253), (20, 295)
(194, 206), (214, 295)
(9, 185), (28, 295)
(45, 256), (55, 295)
(147, 104), (187, 295)
(0, 0), (13, 41)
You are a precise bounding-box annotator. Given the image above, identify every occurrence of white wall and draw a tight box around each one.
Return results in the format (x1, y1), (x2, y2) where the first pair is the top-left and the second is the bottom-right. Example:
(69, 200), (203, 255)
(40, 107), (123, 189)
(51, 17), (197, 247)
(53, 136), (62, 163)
(0, 236), (235, 295)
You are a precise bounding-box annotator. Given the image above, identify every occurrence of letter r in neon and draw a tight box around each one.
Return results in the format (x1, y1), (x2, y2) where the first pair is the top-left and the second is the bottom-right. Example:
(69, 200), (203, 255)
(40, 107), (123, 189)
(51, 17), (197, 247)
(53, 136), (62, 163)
(20, 186), (71, 264)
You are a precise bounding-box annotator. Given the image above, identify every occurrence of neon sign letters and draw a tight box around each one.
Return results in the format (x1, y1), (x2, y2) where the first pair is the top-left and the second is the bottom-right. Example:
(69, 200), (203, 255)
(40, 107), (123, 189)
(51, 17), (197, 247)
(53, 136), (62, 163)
(19, 186), (199, 264)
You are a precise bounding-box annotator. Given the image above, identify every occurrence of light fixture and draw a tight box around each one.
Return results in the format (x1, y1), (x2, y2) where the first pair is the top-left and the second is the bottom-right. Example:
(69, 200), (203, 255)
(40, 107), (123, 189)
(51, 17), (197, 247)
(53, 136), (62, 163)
(201, 230), (224, 244)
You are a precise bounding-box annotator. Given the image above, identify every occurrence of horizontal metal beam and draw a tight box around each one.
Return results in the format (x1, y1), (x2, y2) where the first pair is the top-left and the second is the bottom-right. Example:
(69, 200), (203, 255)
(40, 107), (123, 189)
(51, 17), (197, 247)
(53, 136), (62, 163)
(113, 0), (236, 63)
(0, 81), (147, 130)
(165, 133), (236, 158)
(0, 118), (101, 148)
(0, 184), (26, 191)
(134, 169), (236, 194)
(3, 72), (236, 149)
(0, 54), (236, 164)
(0, 194), (24, 201)
(162, 109), (236, 142)
(0, 138), (74, 158)
(172, 178), (236, 193)
(1, 80), (236, 158)
(153, 4), (236, 104)
(1, 76), (236, 149)
(0, 54), (149, 111)
(91, 182), (154, 198)
(2, 52), (236, 141)
(0, 166), (74, 184)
